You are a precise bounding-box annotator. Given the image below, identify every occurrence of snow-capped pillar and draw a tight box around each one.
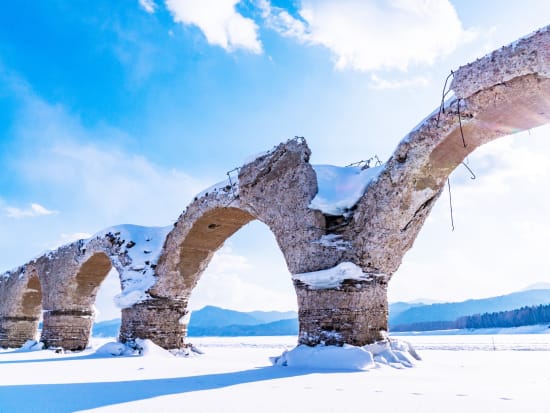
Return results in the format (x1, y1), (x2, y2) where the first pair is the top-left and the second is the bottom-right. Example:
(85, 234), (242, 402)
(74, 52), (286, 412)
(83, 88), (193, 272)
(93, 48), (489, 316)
(294, 280), (388, 346)
(292, 263), (389, 346)
(119, 298), (187, 349)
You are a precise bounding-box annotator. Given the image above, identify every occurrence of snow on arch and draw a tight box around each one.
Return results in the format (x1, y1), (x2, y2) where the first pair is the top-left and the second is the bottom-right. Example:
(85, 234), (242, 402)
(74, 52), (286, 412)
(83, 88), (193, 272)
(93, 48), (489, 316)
(309, 164), (384, 216)
(85, 224), (173, 308)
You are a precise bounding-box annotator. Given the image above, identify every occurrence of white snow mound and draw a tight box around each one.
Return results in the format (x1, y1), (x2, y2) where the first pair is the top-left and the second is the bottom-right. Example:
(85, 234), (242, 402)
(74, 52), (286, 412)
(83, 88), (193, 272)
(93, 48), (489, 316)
(95, 341), (135, 357)
(271, 340), (419, 371)
(293, 262), (372, 289)
(89, 224), (171, 309)
(310, 164), (383, 216)
(134, 338), (174, 358)
(19, 340), (44, 352)
(94, 339), (174, 358)
(272, 344), (375, 370)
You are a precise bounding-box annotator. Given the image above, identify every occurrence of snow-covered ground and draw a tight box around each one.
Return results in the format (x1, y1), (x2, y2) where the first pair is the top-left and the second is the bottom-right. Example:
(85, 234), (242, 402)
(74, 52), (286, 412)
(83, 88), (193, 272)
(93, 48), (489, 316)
(1, 334), (549, 412)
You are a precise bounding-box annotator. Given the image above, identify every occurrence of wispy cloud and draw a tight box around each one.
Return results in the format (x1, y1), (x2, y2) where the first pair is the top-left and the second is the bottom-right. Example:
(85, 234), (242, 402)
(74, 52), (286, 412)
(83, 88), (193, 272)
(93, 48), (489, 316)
(11, 89), (207, 228)
(260, 0), (476, 72)
(165, 0), (262, 53)
(258, 0), (307, 38)
(0, 74), (208, 271)
(5, 203), (58, 219)
(138, 0), (157, 14)
(369, 74), (429, 90)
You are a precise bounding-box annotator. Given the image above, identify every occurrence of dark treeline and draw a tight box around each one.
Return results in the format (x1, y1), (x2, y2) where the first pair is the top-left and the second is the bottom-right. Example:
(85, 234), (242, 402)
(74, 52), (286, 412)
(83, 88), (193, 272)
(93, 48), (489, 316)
(391, 303), (550, 332)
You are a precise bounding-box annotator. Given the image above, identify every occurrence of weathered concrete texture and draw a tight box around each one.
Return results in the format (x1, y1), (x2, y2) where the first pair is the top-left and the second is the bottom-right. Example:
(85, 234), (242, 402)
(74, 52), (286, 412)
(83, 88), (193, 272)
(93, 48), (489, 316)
(451, 26), (550, 99)
(344, 26), (550, 280)
(0, 317), (40, 348)
(0, 227), (169, 350)
(295, 279), (388, 346)
(36, 241), (116, 350)
(1, 24), (550, 350)
(41, 311), (94, 350)
(237, 139), (337, 274)
(151, 138), (345, 347)
(0, 266), (42, 347)
(119, 298), (187, 349)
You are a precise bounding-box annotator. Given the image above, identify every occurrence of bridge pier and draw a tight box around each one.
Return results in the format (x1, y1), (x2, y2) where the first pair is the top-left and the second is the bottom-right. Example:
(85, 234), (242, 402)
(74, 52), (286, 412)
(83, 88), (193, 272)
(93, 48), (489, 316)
(294, 279), (388, 346)
(0, 316), (39, 348)
(40, 310), (94, 351)
(119, 298), (187, 349)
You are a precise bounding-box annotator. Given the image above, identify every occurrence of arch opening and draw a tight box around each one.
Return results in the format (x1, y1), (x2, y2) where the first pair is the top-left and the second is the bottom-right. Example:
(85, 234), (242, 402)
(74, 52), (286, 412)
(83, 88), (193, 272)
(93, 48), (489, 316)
(75, 252), (113, 307)
(41, 252), (116, 351)
(91, 268), (123, 338)
(186, 219), (298, 340)
(177, 207), (256, 290)
(388, 126), (550, 332)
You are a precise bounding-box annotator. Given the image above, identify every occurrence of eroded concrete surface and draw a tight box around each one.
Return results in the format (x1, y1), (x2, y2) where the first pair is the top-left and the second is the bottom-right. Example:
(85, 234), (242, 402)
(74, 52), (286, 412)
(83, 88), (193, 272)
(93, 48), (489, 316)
(1, 25), (550, 350)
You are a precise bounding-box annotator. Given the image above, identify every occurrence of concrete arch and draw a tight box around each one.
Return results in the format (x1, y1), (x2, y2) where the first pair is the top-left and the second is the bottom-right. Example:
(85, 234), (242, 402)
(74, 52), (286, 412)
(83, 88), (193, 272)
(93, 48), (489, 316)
(39, 248), (114, 350)
(346, 27), (550, 278)
(118, 203), (256, 349)
(121, 139), (332, 348)
(34, 226), (173, 350)
(1, 25), (550, 351)
(163, 206), (255, 292)
(0, 265), (43, 347)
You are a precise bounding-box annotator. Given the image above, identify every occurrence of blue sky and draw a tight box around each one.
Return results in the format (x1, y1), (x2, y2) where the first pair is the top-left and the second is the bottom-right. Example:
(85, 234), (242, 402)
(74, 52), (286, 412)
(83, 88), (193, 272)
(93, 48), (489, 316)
(1, 1), (550, 319)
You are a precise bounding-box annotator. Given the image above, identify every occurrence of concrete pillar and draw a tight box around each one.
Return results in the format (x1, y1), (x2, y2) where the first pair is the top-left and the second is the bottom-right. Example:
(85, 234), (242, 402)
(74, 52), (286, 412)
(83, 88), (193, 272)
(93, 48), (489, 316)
(294, 279), (388, 346)
(119, 298), (187, 349)
(0, 316), (39, 348)
(40, 310), (93, 351)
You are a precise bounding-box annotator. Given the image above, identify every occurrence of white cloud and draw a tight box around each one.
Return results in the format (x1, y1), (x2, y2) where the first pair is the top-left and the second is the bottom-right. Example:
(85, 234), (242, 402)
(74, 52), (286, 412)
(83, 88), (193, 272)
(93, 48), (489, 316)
(5, 203), (58, 219)
(369, 74), (429, 90)
(261, 0), (475, 72)
(0, 81), (211, 273)
(11, 92), (207, 228)
(139, 0), (157, 13)
(165, 0), (262, 53)
(17, 140), (206, 227)
(258, 0), (307, 38)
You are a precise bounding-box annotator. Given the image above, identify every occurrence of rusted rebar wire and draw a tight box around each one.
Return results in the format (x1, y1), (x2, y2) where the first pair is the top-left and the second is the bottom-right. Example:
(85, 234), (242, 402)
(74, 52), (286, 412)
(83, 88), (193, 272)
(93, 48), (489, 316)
(456, 98), (467, 148)
(461, 161), (476, 180)
(347, 155), (382, 168)
(226, 167), (240, 199)
(346, 160), (367, 167)
(437, 70), (455, 126)
(447, 177), (455, 231)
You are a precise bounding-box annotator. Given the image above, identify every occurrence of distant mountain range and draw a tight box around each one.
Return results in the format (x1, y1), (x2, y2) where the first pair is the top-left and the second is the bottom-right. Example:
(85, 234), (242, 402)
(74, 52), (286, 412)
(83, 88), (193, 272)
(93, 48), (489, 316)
(389, 288), (550, 328)
(92, 306), (298, 338)
(186, 306), (298, 336)
(92, 285), (550, 337)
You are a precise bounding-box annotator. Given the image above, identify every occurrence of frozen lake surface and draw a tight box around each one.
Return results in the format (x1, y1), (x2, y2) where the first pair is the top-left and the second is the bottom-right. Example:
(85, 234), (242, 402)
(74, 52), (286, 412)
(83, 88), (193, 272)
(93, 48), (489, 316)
(1, 334), (549, 412)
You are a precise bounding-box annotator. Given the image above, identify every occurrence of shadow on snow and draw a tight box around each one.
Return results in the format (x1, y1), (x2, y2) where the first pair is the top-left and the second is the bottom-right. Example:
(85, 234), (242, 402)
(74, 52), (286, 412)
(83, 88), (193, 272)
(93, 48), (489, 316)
(0, 360), (359, 412)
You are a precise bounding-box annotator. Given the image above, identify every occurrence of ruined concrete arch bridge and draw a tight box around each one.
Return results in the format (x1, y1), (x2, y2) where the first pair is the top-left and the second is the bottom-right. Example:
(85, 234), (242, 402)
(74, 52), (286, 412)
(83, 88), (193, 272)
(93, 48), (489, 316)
(2, 26), (550, 351)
